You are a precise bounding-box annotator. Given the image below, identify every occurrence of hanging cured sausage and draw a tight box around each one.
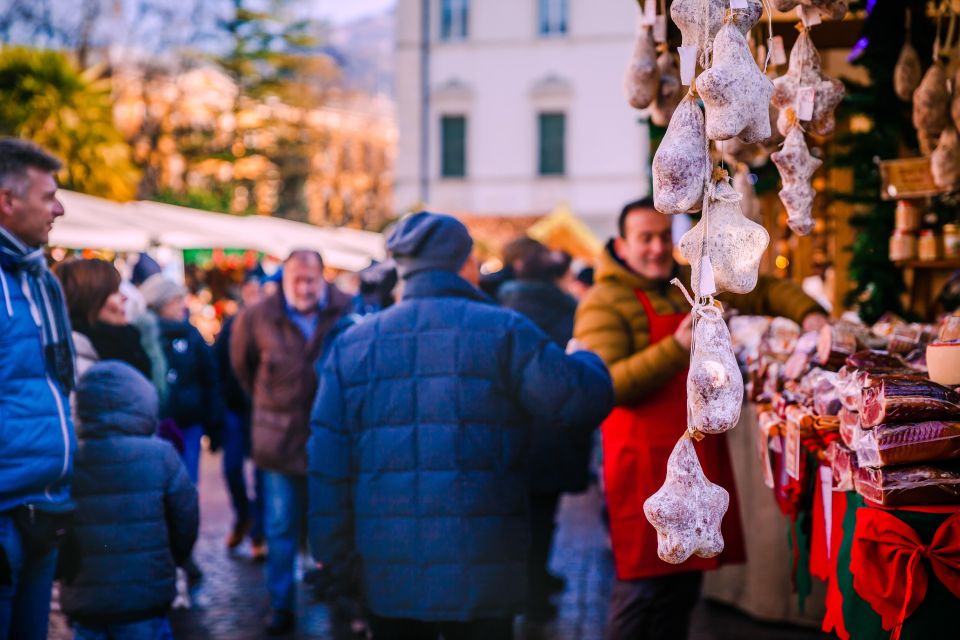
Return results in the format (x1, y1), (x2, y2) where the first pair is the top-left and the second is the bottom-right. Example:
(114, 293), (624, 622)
(653, 94), (708, 214)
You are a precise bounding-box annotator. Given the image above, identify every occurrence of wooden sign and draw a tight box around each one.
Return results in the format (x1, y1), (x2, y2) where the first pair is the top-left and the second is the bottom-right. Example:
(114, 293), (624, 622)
(879, 157), (941, 200)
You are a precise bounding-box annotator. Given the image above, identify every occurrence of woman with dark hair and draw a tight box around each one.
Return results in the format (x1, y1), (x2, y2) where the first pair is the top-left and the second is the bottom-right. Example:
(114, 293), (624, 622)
(53, 258), (153, 378)
(498, 240), (595, 621)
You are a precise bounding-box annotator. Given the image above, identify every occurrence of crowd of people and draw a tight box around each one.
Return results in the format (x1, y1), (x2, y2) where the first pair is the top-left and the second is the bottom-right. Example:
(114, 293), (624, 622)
(0, 136), (827, 640)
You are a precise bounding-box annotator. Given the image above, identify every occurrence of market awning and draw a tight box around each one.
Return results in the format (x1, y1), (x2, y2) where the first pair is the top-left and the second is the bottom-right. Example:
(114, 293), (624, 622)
(52, 191), (385, 272)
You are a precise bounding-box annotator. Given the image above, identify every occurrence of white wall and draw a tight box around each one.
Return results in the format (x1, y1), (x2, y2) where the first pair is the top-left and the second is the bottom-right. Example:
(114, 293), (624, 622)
(396, 0), (651, 239)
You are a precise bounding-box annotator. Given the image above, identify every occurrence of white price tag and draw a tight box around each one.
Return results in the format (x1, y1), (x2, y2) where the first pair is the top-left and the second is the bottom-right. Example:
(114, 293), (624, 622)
(730, 0), (748, 9)
(678, 45), (697, 85)
(819, 465), (834, 559)
(642, 0), (657, 25)
(654, 15), (667, 43)
(796, 86), (816, 120)
(785, 421), (801, 481)
(699, 254), (717, 297)
(770, 36), (787, 66)
(797, 6), (822, 27)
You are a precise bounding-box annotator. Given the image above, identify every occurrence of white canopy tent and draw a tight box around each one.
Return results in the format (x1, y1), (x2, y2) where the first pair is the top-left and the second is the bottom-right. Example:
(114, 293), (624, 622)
(51, 191), (386, 272)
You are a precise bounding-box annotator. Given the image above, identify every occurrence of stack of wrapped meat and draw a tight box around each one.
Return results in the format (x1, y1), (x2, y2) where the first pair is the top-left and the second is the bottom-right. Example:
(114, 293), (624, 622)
(741, 314), (960, 508)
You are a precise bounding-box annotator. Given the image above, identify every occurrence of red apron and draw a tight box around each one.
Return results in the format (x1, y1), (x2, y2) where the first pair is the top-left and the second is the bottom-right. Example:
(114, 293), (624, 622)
(602, 289), (746, 580)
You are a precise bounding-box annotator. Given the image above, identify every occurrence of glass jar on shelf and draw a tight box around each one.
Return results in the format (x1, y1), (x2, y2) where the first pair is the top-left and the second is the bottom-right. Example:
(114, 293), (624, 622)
(889, 229), (917, 261)
(944, 223), (959, 258)
(918, 229), (940, 261)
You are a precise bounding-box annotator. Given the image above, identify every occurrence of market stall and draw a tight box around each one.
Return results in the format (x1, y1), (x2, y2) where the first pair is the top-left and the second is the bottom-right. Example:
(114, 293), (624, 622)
(625, 0), (960, 637)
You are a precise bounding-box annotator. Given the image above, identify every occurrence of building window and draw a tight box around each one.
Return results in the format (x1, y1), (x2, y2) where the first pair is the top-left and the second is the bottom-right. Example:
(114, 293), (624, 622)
(539, 0), (568, 35)
(440, 0), (469, 41)
(441, 115), (466, 178)
(538, 112), (565, 176)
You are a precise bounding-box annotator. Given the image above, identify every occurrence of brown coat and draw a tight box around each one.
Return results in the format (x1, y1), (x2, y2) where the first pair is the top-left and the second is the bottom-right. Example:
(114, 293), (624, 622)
(574, 242), (823, 407)
(229, 286), (353, 475)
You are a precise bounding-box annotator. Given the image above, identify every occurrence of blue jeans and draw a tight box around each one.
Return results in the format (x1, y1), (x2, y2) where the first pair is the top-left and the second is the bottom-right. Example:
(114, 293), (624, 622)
(180, 424), (204, 485)
(222, 410), (264, 539)
(263, 471), (308, 612)
(0, 513), (58, 640)
(73, 616), (173, 640)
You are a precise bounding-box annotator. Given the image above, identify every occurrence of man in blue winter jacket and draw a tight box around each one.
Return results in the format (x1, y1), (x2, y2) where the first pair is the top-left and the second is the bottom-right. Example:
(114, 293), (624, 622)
(0, 138), (76, 640)
(308, 212), (614, 640)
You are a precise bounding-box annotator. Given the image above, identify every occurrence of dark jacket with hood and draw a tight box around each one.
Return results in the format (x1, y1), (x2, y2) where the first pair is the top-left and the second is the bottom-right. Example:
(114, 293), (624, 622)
(230, 285), (355, 475)
(308, 270), (614, 621)
(498, 279), (594, 494)
(59, 361), (198, 625)
(156, 316), (222, 432)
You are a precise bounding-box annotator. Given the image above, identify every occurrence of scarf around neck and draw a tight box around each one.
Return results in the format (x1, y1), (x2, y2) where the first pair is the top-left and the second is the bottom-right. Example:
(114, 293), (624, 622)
(0, 226), (76, 393)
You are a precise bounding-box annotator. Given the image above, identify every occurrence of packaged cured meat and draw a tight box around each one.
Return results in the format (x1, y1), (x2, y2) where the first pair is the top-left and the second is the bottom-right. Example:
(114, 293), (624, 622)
(784, 331), (819, 380)
(816, 322), (863, 369)
(912, 62), (949, 143)
(687, 302), (744, 434)
(931, 125), (960, 190)
(624, 21), (659, 110)
(771, 123), (822, 236)
(854, 462), (960, 507)
(829, 441), (857, 492)
(670, 0), (762, 66)
(839, 407), (861, 448)
(771, 31), (845, 138)
(697, 21), (774, 143)
(838, 368), (865, 412)
(653, 95), (707, 214)
(856, 420), (960, 468)
(765, 318), (802, 360)
(650, 50), (683, 127)
(644, 435), (729, 564)
(887, 323), (935, 355)
(729, 315), (771, 364)
(844, 350), (909, 371)
(811, 370), (842, 417)
(678, 179), (769, 296)
(860, 377), (960, 428)
(894, 40), (922, 102)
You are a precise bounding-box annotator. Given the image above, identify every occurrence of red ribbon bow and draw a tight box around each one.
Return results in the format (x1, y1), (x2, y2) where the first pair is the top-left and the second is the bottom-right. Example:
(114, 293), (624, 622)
(851, 509), (960, 640)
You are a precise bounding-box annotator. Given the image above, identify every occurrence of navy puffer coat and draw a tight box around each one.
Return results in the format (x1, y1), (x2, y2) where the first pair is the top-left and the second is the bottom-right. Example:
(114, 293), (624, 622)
(308, 271), (613, 621)
(498, 279), (595, 495)
(59, 361), (198, 625)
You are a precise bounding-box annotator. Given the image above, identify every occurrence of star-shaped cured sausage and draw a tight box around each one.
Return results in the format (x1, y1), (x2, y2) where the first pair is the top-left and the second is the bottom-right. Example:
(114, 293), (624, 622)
(771, 31), (845, 137)
(670, 0), (762, 65)
(679, 178), (769, 296)
(771, 122), (823, 236)
(644, 435), (729, 565)
(697, 21), (774, 143)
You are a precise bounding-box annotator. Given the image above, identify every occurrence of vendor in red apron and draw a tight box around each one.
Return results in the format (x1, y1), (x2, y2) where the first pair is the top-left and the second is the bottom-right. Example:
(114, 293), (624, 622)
(574, 199), (827, 640)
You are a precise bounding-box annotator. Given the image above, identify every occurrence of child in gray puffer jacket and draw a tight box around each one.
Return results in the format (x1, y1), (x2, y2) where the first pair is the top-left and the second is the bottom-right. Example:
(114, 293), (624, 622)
(59, 361), (198, 639)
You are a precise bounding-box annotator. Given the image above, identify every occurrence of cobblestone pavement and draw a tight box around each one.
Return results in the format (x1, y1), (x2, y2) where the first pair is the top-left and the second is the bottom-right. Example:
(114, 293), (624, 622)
(50, 449), (832, 639)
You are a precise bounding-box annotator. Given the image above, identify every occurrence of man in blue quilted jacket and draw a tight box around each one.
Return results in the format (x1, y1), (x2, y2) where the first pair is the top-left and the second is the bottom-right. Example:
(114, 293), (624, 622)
(0, 138), (76, 640)
(308, 212), (614, 640)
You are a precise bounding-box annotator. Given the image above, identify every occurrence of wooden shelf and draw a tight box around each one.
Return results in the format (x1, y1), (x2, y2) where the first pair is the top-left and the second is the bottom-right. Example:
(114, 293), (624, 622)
(894, 258), (960, 270)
